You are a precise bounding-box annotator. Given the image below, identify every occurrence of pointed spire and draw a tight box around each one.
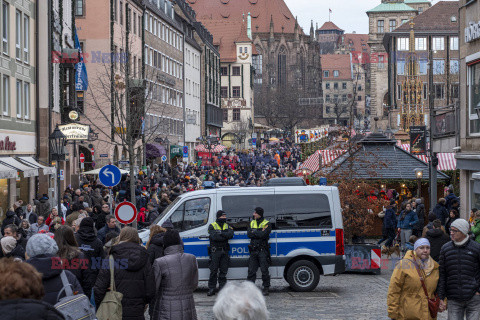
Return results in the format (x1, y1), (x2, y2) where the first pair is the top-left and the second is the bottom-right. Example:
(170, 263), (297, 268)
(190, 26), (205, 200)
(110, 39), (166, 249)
(269, 15), (274, 43)
(294, 17), (299, 43)
(310, 20), (314, 42)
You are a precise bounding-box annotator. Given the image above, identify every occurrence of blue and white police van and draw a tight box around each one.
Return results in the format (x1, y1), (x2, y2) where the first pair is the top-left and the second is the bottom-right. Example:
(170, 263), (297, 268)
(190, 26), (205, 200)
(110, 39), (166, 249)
(139, 184), (346, 291)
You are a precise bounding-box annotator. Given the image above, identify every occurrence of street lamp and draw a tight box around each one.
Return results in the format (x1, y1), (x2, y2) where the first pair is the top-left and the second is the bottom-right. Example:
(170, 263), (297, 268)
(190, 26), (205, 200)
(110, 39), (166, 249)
(415, 168), (424, 198)
(49, 126), (67, 213)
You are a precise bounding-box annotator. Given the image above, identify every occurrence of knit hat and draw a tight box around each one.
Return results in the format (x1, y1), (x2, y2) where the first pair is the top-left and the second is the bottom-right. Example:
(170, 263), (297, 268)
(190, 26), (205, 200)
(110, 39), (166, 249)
(414, 238), (430, 251)
(161, 220), (174, 229)
(254, 207), (264, 218)
(79, 217), (94, 229)
(451, 219), (470, 236)
(163, 229), (181, 249)
(26, 234), (58, 258)
(217, 210), (226, 219)
(1, 236), (17, 254)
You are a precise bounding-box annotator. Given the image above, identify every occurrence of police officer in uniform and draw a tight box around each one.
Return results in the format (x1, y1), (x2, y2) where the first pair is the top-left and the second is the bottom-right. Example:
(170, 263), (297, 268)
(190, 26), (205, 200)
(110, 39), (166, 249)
(247, 207), (272, 296)
(207, 210), (234, 296)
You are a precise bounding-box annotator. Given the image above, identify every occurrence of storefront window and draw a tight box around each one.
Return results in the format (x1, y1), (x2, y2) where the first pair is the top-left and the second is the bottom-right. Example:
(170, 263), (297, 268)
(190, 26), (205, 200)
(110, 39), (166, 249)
(0, 179), (8, 217)
(468, 62), (480, 134)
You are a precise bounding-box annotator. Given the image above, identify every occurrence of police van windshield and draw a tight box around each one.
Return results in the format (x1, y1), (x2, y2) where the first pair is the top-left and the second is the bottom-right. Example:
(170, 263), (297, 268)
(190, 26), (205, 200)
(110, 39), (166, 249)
(151, 196), (182, 226)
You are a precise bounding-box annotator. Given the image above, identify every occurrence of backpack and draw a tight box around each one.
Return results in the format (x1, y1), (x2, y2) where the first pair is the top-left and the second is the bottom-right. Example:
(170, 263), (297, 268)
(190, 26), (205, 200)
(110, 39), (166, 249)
(96, 255), (123, 320)
(54, 271), (96, 320)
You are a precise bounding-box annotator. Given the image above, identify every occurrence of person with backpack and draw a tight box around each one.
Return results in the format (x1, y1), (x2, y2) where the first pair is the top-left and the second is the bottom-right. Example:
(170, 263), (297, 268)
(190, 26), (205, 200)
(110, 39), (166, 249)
(26, 233), (84, 305)
(94, 226), (155, 320)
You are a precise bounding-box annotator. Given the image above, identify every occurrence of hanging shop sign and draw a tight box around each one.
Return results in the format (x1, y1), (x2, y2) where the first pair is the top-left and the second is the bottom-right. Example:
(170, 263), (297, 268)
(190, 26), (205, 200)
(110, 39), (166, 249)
(58, 123), (90, 140)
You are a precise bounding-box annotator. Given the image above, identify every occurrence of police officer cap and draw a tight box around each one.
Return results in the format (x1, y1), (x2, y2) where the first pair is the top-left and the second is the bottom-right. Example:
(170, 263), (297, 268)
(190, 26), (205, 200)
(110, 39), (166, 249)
(254, 207), (264, 217)
(217, 210), (226, 219)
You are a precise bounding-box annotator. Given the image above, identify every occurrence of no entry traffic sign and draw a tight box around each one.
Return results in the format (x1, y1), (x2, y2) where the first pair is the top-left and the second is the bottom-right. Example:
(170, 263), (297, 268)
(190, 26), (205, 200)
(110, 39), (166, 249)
(115, 201), (137, 225)
(80, 153), (85, 163)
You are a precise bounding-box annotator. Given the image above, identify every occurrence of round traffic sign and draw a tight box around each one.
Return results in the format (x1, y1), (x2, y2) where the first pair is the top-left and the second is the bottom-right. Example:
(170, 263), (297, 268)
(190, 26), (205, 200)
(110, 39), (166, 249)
(161, 155), (167, 162)
(80, 153), (85, 163)
(115, 201), (137, 225)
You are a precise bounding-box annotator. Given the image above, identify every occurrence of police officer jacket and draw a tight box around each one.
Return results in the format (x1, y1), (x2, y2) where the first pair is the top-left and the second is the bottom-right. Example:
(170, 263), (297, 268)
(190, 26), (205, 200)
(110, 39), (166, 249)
(247, 218), (272, 250)
(208, 221), (234, 249)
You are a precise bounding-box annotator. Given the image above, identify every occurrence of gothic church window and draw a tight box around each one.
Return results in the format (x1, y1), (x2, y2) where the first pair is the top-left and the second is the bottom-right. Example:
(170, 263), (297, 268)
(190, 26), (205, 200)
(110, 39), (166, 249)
(278, 46), (287, 87)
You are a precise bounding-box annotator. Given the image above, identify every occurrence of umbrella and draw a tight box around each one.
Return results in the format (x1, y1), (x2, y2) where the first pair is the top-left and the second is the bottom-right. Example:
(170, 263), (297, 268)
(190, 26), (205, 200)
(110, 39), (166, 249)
(83, 168), (130, 175)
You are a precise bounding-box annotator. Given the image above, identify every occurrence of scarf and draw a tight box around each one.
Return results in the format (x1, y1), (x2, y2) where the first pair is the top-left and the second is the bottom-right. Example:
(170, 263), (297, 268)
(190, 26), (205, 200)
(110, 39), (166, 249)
(453, 237), (469, 247)
(413, 251), (435, 276)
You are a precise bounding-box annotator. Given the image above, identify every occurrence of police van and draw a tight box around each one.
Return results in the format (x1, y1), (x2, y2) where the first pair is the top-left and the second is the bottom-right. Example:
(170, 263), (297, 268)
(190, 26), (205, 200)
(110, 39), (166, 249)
(139, 184), (345, 292)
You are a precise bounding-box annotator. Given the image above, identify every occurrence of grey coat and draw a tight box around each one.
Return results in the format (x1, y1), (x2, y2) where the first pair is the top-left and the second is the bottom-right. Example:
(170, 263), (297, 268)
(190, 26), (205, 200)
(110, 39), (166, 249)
(152, 244), (198, 320)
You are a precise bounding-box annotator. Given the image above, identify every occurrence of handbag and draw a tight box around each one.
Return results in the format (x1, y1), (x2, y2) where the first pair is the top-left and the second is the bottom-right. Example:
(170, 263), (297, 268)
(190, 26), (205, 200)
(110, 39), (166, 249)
(54, 271), (96, 320)
(96, 255), (123, 320)
(410, 259), (440, 318)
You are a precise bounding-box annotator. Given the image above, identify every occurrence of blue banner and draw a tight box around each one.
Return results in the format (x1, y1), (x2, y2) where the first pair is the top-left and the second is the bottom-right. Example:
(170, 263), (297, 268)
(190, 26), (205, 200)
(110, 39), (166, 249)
(74, 29), (88, 91)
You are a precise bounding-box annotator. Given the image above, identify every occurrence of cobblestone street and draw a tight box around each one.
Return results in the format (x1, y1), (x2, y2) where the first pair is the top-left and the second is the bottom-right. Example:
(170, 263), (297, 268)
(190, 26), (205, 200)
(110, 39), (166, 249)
(192, 258), (448, 320)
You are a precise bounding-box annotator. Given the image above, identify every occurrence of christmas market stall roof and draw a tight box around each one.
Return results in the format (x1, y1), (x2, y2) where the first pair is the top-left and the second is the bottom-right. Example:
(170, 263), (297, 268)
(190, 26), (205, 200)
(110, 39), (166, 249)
(328, 133), (449, 180)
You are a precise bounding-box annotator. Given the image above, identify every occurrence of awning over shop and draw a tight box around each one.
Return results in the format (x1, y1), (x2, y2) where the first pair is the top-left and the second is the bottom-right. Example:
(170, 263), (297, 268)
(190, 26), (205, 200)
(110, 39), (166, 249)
(194, 144), (226, 153)
(17, 156), (56, 175)
(146, 143), (167, 158)
(0, 162), (17, 179)
(399, 145), (456, 171)
(0, 157), (38, 177)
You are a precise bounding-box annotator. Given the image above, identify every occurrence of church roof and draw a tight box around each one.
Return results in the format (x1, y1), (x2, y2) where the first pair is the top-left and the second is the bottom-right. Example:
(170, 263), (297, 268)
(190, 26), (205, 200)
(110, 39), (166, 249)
(321, 54), (352, 80)
(367, 2), (416, 14)
(318, 21), (344, 32)
(186, 0), (300, 35)
(393, 1), (459, 33)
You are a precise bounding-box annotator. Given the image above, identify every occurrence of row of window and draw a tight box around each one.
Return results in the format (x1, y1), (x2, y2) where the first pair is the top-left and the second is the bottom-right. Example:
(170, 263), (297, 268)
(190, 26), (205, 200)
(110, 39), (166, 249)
(220, 86), (241, 98)
(323, 70), (339, 78)
(145, 11), (183, 52)
(223, 108), (241, 122)
(1, 3), (30, 64)
(395, 83), (459, 100)
(396, 59), (459, 75)
(377, 15), (424, 34)
(220, 66), (243, 76)
(185, 48), (200, 70)
(325, 94), (362, 103)
(397, 37), (459, 51)
(325, 82), (362, 90)
(145, 45), (183, 80)
(146, 113), (184, 136)
(146, 80), (183, 108)
(185, 79), (200, 99)
(0, 75), (30, 120)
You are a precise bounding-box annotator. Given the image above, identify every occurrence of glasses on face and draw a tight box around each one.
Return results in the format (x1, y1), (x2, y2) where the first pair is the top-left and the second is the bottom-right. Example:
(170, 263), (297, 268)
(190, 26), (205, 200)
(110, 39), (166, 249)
(450, 229), (461, 234)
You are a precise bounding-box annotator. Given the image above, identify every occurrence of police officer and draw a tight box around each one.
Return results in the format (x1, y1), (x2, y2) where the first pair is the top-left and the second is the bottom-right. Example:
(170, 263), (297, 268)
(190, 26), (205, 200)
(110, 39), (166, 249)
(207, 210), (234, 296)
(247, 207), (272, 296)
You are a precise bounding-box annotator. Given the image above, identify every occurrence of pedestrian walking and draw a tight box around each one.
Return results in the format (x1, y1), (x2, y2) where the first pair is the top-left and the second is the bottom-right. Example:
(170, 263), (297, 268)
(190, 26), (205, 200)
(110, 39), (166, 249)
(97, 215), (121, 244)
(247, 207), (272, 296)
(445, 209), (459, 235)
(438, 219), (480, 319)
(377, 200), (397, 248)
(0, 236), (24, 260)
(207, 210), (234, 296)
(387, 238), (440, 320)
(151, 229), (198, 320)
(433, 198), (449, 226)
(213, 281), (269, 320)
(94, 226), (155, 320)
(397, 203), (418, 253)
(146, 224), (167, 265)
(28, 215), (49, 239)
(425, 220), (450, 262)
(1, 210), (20, 235)
(413, 198), (425, 238)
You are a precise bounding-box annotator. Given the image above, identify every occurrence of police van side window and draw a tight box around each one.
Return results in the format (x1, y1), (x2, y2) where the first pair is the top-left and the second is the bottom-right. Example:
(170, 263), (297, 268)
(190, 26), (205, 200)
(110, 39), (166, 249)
(168, 198), (211, 231)
(275, 194), (332, 229)
(221, 195), (275, 231)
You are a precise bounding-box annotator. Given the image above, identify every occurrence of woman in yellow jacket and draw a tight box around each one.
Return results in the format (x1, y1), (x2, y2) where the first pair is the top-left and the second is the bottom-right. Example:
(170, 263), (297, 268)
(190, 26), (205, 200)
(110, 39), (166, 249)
(387, 238), (440, 320)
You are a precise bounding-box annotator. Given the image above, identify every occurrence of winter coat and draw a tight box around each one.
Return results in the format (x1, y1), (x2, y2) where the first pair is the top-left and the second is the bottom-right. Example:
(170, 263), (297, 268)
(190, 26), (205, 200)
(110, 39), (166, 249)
(387, 250), (439, 320)
(34, 199), (51, 218)
(383, 207), (397, 229)
(151, 244), (198, 320)
(472, 219), (480, 243)
(1, 211), (20, 235)
(94, 241), (155, 320)
(413, 204), (425, 231)
(445, 216), (458, 235)
(0, 299), (66, 320)
(24, 210), (38, 224)
(397, 210), (419, 230)
(445, 193), (459, 212)
(433, 203), (449, 225)
(147, 233), (165, 265)
(147, 209), (159, 225)
(97, 225), (120, 244)
(0, 243), (25, 260)
(28, 223), (49, 238)
(247, 218), (272, 249)
(27, 255), (84, 306)
(438, 238), (480, 301)
(93, 212), (107, 231)
(425, 228), (450, 262)
(75, 224), (105, 295)
(208, 221), (234, 248)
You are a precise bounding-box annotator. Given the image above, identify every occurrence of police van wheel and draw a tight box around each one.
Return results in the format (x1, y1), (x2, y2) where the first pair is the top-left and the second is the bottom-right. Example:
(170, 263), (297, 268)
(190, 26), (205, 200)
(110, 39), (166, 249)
(286, 260), (320, 292)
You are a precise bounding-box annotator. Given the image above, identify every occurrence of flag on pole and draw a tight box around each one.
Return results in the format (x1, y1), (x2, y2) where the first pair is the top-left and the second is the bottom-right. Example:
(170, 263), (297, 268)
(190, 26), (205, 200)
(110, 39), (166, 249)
(329, 8), (332, 13)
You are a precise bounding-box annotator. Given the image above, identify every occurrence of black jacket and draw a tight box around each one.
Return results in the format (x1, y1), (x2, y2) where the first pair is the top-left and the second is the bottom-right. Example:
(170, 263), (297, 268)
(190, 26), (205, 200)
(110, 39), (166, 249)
(1, 211), (20, 235)
(147, 233), (165, 265)
(0, 299), (65, 320)
(438, 239), (480, 301)
(27, 255), (84, 306)
(433, 203), (449, 225)
(75, 224), (105, 295)
(61, 250), (98, 298)
(247, 218), (272, 250)
(425, 228), (450, 262)
(445, 216), (458, 235)
(93, 212), (107, 231)
(208, 220), (234, 249)
(0, 243), (25, 260)
(94, 242), (155, 320)
(97, 225), (120, 244)
(414, 204), (425, 230)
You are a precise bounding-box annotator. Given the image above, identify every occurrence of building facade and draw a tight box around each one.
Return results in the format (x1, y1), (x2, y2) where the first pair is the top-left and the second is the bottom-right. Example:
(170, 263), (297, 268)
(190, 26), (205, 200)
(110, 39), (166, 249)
(458, 0), (480, 217)
(317, 21), (344, 54)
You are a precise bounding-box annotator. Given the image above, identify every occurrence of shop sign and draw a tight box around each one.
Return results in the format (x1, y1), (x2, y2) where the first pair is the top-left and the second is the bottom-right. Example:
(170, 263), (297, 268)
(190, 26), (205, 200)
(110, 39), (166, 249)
(466, 20), (480, 43)
(170, 145), (183, 158)
(0, 136), (16, 151)
(410, 126), (427, 155)
(58, 123), (90, 140)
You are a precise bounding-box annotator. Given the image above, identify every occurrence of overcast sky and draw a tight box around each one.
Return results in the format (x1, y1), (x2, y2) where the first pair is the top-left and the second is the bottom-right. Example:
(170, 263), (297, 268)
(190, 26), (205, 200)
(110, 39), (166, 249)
(284, 0), (447, 35)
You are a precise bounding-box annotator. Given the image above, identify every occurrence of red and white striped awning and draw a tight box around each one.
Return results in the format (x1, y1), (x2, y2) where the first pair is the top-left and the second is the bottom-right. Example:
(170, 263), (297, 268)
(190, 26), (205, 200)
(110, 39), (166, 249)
(195, 144), (226, 153)
(399, 144), (456, 171)
(297, 149), (347, 174)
